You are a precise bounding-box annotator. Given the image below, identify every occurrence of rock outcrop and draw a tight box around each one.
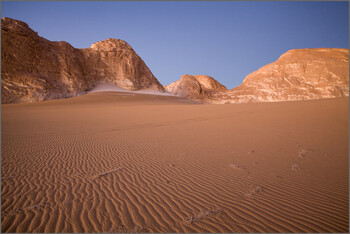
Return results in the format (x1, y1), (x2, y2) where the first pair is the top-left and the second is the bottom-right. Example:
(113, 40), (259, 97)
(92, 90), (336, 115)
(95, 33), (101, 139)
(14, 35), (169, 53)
(166, 49), (349, 104)
(2, 18), (348, 104)
(1, 17), (164, 104)
(164, 75), (227, 102)
(220, 48), (349, 103)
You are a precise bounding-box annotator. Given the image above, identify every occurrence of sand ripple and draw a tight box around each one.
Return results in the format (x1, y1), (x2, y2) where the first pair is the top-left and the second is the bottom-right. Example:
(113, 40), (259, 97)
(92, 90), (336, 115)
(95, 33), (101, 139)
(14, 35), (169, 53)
(2, 94), (348, 232)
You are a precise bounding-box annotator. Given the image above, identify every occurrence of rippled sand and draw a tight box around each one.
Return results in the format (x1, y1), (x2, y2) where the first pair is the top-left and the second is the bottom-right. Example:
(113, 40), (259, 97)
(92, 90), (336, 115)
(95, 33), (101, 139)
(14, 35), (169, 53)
(1, 92), (348, 233)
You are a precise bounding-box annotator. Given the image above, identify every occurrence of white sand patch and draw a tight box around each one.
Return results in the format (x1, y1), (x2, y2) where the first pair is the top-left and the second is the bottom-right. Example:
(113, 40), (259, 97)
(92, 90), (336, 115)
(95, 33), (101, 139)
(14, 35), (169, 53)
(87, 83), (175, 96)
(87, 83), (132, 94)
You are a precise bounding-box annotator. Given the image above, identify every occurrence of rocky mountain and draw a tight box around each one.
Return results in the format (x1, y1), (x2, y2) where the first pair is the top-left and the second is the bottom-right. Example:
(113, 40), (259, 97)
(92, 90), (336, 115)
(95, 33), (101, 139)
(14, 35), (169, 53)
(164, 75), (227, 102)
(2, 18), (348, 105)
(1, 17), (164, 104)
(166, 49), (349, 104)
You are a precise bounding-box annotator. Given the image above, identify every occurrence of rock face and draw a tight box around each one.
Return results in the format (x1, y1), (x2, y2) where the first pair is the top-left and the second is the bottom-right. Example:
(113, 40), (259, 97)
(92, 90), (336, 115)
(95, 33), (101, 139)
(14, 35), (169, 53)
(3, 18), (348, 104)
(1, 17), (164, 104)
(164, 75), (227, 102)
(166, 49), (349, 104)
(218, 48), (349, 103)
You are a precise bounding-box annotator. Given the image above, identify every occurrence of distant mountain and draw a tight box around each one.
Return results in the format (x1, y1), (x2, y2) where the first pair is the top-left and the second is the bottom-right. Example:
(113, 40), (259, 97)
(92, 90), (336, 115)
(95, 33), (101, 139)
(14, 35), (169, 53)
(164, 75), (227, 102)
(1, 17), (164, 104)
(166, 49), (349, 104)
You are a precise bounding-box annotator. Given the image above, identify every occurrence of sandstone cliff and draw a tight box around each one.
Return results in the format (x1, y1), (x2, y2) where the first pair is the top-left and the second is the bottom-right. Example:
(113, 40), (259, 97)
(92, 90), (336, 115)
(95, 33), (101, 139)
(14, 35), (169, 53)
(164, 75), (227, 102)
(3, 18), (348, 104)
(1, 17), (164, 103)
(166, 49), (349, 104)
(220, 48), (349, 103)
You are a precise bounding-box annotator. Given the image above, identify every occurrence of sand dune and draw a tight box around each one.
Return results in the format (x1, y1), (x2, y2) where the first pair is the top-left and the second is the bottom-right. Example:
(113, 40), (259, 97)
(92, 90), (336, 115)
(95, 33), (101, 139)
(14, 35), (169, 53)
(1, 92), (348, 233)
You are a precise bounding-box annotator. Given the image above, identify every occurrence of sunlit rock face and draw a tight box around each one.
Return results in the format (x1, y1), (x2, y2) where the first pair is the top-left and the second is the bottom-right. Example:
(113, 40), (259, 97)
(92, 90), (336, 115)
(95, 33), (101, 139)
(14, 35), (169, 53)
(164, 75), (227, 102)
(165, 49), (348, 104)
(219, 48), (349, 103)
(1, 17), (164, 104)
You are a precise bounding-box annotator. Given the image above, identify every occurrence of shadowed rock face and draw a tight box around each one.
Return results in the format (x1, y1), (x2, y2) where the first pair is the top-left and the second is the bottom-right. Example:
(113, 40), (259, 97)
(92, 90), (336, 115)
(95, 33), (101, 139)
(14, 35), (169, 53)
(1, 17), (164, 104)
(164, 75), (227, 101)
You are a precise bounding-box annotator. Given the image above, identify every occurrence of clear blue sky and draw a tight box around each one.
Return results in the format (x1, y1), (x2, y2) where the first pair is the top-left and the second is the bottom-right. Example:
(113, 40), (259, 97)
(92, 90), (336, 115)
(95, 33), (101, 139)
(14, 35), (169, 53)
(1, 1), (349, 88)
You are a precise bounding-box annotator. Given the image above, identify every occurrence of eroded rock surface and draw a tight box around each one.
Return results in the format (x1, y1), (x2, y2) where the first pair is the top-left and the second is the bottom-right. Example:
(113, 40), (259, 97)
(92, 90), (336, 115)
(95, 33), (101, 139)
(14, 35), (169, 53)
(164, 75), (227, 102)
(166, 49), (349, 104)
(1, 17), (164, 103)
(218, 48), (349, 103)
(2, 18), (348, 104)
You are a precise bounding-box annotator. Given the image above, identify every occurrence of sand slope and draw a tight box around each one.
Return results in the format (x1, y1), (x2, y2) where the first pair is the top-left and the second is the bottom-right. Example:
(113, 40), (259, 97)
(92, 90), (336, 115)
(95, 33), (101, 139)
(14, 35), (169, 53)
(1, 92), (348, 233)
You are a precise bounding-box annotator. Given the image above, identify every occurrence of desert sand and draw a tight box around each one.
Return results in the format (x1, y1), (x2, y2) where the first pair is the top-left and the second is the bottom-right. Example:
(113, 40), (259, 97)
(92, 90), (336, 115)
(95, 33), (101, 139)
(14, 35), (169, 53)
(1, 92), (348, 233)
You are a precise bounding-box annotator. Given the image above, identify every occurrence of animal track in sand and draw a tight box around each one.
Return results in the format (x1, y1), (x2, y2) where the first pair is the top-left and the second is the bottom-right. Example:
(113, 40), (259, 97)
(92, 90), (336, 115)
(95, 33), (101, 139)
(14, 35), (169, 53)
(62, 200), (74, 206)
(3, 195), (97, 218)
(229, 164), (249, 174)
(298, 149), (308, 158)
(93, 167), (125, 179)
(246, 185), (263, 196)
(185, 207), (222, 223)
(290, 145), (312, 172)
(10, 190), (36, 199)
(165, 161), (176, 167)
(291, 163), (301, 171)
(229, 164), (244, 170)
(296, 144), (312, 159)
(108, 224), (145, 233)
(3, 202), (50, 216)
(25, 202), (48, 210)
(1, 175), (14, 180)
(180, 152), (186, 159)
(3, 168), (121, 218)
